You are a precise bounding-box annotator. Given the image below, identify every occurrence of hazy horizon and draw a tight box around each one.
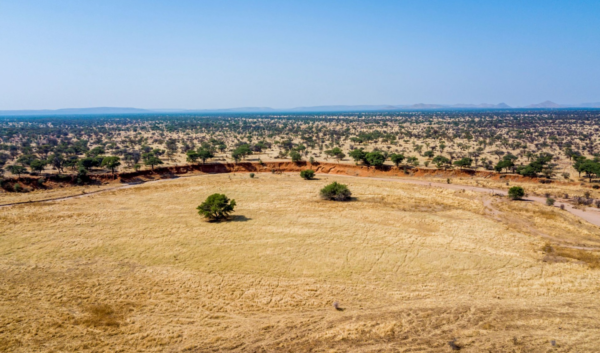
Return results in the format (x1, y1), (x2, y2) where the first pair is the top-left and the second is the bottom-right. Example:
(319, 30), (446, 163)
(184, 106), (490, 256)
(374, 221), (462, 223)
(1, 1), (599, 110)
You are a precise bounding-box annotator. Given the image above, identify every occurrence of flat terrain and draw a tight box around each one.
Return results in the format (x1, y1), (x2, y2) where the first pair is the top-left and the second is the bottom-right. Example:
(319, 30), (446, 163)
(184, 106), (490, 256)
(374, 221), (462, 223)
(2, 174), (600, 352)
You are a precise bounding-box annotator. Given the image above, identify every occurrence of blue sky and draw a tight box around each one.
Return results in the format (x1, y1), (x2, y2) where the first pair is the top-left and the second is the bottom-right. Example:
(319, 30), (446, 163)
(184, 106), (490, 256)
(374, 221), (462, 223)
(1, 0), (599, 109)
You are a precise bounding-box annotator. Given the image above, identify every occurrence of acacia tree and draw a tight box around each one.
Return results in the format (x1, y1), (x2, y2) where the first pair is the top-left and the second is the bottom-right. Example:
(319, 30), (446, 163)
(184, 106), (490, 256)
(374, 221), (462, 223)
(390, 153), (405, 168)
(508, 186), (525, 200)
(290, 150), (303, 163)
(197, 148), (214, 164)
(325, 147), (345, 162)
(101, 156), (121, 176)
(320, 182), (352, 201)
(300, 169), (315, 180)
(432, 155), (451, 169)
(145, 156), (163, 171)
(453, 157), (472, 169)
(30, 159), (47, 173)
(349, 148), (367, 164)
(197, 193), (236, 221)
(365, 151), (386, 167)
(7, 165), (26, 178)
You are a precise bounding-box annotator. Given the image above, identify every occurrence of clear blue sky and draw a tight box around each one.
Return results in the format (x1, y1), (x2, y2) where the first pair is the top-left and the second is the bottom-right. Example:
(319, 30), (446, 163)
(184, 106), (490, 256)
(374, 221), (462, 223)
(1, 0), (599, 109)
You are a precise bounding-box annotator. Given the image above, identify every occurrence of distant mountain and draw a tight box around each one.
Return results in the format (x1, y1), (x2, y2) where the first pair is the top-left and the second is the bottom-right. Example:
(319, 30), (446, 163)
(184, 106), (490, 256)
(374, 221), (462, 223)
(288, 105), (397, 112)
(0, 107), (151, 116)
(524, 101), (562, 109)
(2, 102), (598, 116)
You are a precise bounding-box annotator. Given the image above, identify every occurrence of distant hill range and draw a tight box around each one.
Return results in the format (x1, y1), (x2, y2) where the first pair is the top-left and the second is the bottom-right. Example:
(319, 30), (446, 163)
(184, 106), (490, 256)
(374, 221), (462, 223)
(1, 101), (599, 116)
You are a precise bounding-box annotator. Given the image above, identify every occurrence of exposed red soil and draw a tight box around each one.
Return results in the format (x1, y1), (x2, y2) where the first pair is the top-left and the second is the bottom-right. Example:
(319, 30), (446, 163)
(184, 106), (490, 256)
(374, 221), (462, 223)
(0, 161), (581, 193)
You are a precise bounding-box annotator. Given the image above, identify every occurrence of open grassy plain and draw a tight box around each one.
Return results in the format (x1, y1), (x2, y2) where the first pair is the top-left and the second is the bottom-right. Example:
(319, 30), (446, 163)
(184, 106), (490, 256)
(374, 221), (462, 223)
(2, 173), (600, 352)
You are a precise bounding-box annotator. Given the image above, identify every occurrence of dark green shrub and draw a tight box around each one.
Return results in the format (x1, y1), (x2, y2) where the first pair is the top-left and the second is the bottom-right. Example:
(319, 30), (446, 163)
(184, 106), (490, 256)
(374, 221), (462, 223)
(546, 197), (555, 206)
(249, 173), (255, 178)
(300, 169), (315, 180)
(320, 182), (351, 201)
(508, 186), (525, 200)
(197, 193), (236, 221)
(37, 177), (46, 187)
(14, 183), (22, 192)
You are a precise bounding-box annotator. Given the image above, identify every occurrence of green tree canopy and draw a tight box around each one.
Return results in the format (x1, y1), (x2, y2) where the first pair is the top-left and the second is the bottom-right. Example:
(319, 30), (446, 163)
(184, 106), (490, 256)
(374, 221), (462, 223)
(197, 193), (236, 221)
(320, 182), (352, 201)
(101, 156), (121, 175)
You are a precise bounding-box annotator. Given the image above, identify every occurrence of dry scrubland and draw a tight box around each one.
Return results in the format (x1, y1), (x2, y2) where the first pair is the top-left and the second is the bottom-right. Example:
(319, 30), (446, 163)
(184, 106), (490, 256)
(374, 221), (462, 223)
(2, 174), (600, 352)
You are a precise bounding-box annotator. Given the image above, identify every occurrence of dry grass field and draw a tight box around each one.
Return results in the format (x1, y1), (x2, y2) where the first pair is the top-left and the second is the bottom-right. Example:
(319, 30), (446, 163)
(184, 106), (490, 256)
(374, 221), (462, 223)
(2, 173), (600, 352)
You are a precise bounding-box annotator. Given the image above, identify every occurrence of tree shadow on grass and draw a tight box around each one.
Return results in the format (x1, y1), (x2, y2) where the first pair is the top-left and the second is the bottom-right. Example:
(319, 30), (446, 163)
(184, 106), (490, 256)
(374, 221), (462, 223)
(228, 215), (252, 222)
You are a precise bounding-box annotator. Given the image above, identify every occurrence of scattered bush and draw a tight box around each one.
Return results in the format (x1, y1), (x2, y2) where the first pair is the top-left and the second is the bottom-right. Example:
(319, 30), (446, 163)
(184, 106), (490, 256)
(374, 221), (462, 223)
(546, 197), (555, 206)
(593, 185), (600, 190)
(249, 173), (255, 178)
(197, 193), (236, 221)
(320, 182), (351, 201)
(508, 186), (525, 200)
(572, 197), (593, 206)
(300, 169), (315, 180)
(37, 177), (45, 187)
(13, 183), (22, 192)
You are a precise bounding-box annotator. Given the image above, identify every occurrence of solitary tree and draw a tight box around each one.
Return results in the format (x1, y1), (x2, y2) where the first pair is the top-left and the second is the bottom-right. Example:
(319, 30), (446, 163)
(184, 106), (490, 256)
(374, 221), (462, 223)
(508, 186), (525, 200)
(197, 193), (236, 221)
(320, 182), (352, 201)
(300, 169), (315, 180)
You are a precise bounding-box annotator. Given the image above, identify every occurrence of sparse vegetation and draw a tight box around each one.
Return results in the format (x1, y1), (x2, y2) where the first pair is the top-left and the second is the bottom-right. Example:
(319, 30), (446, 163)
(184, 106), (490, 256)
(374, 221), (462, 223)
(2, 174), (600, 352)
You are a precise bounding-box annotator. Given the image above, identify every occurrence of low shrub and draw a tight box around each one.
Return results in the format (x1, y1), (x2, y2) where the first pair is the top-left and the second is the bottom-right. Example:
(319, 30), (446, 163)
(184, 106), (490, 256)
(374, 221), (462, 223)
(249, 173), (255, 178)
(546, 197), (555, 206)
(508, 186), (525, 200)
(320, 182), (351, 201)
(300, 169), (315, 180)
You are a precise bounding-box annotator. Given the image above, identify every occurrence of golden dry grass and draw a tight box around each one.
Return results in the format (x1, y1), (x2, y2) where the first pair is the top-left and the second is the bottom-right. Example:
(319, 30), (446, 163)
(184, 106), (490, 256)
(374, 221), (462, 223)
(2, 173), (600, 352)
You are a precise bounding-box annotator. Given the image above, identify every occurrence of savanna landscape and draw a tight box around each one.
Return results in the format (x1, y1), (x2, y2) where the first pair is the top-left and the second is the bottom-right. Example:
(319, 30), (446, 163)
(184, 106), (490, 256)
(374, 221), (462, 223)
(2, 111), (600, 352)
